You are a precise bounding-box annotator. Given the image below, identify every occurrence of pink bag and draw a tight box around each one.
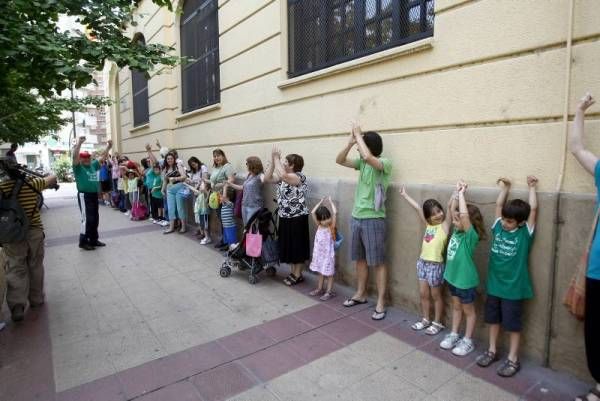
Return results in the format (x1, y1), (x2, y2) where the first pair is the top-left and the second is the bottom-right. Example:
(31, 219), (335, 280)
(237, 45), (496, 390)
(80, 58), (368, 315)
(245, 222), (262, 258)
(131, 191), (148, 221)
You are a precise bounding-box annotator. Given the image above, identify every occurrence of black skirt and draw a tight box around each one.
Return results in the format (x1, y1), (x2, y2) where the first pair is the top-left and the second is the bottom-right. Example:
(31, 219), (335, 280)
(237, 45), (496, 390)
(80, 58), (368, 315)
(278, 214), (310, 264)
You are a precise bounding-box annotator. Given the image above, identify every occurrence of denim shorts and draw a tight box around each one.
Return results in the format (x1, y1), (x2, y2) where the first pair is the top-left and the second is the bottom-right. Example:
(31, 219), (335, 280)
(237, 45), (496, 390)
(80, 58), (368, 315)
(447, 283), (477, 304)
(484, 295), (524, 332)
(416, 258), (445, 287)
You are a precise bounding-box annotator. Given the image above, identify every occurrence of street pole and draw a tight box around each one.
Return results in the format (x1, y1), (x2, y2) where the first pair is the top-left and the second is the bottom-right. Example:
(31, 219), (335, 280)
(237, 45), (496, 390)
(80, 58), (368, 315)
(70, 84), (76, 158)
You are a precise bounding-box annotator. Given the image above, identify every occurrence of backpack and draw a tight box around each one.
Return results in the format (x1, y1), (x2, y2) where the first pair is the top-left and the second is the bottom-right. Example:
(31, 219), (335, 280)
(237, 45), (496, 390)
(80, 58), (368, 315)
(0, 179), (30, 244)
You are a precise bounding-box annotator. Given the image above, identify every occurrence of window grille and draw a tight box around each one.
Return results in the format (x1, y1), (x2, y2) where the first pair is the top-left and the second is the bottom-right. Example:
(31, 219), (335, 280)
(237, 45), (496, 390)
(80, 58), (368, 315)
(181, 0), (220, 113)
(288, 0), (434, 77)
(131, 35), (150, 127)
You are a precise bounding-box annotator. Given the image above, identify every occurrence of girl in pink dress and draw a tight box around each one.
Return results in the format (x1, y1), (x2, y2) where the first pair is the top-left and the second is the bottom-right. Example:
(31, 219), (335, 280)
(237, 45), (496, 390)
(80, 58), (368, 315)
(309, 197), (337, 301)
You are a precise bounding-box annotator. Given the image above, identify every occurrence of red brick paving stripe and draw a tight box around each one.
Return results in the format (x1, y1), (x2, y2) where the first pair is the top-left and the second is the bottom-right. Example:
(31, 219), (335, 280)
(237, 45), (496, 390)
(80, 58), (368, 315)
(135, 381), (202, 401)
(55, 375), (126, 401)
(189, 362), (258, 401)
(238, 342), (306, 382)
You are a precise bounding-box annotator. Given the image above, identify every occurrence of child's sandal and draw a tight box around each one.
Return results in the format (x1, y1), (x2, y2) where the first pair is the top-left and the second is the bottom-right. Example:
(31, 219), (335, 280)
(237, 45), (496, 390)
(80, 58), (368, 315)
(319, 291), (336, 301)
(424, 321), (445, 336)
(309, 288), (324, 296)
(411, 318), (431, 331)
(283, 274), (298, 286)
(497, 359), (520, 377)
(476, 350), (499, 367)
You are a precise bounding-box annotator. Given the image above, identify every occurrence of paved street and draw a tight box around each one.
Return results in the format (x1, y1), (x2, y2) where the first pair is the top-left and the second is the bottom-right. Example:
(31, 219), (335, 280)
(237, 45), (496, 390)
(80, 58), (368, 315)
(0, 185), (589, 401)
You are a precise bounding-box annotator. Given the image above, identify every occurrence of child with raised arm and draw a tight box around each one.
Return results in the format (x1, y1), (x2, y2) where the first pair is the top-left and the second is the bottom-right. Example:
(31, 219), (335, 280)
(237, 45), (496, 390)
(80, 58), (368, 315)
(476, 176), (538, 377)
(308, 196), (338, 301)
(400, 186), (453, 335)
(440, 181), (486, 357)
(220, 183), (237, 248)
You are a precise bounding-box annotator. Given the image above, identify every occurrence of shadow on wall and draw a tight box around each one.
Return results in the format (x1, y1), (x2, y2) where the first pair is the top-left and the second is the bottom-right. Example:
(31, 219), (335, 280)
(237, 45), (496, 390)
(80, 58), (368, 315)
(182, 178), (591, 382)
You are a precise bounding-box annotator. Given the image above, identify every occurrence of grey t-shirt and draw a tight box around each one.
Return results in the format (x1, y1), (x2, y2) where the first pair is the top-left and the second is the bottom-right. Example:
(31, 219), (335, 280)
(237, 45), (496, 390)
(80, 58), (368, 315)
(242, 174), (264, 208)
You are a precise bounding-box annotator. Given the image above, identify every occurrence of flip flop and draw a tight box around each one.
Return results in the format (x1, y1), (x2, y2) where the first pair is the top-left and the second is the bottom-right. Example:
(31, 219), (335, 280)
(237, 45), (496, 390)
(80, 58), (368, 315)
(371, 309), (387, 321)
(343, 298), (368, 307)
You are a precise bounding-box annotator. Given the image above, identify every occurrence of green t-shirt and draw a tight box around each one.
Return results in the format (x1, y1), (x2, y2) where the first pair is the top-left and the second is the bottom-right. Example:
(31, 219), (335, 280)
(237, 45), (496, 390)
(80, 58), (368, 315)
(74, 159), (100, 193)
(209, 163), (234, 188)
(487, 218), (534, 300)
(151, 175), (163, 199)
(443, 226), (480, 289)
(351, 158), (392, 219)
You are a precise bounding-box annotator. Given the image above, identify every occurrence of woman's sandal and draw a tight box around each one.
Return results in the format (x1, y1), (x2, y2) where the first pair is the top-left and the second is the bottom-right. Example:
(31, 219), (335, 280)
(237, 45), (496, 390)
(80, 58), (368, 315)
(371, 309), (387, 321)
(574, 388), (600, 401)
(424, 321), (445, 336)
(309, 288), (324, 296)
(476, 350), (499, 368)
(497, 359), (521, 377)
(411, 318), (431, 331)
(284, 274), (304, 286)
(163, 229), (175, 234)
(319, 291), (336, 301)
(343, 298), (368, 307)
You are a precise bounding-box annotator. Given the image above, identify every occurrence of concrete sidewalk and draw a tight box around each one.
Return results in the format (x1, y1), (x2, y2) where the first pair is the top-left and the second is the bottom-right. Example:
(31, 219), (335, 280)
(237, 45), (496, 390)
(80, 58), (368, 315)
(0, 186), (589, 401)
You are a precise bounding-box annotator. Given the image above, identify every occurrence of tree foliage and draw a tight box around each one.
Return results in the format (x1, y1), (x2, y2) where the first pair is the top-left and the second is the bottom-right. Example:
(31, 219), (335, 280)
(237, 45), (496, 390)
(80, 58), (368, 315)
(0, 0), (179, 144)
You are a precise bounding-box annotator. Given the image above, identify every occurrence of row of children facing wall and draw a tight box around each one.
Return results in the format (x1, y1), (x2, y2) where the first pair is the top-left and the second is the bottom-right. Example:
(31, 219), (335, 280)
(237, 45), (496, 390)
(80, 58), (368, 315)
(398, 176), (538, 378)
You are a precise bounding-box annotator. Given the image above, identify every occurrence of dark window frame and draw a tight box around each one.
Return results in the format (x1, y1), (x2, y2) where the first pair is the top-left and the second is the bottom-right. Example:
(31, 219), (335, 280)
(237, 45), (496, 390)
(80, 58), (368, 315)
(287, 0), (434, 78)
(180, 0), (220, 114)
(131, 35), (150, 127)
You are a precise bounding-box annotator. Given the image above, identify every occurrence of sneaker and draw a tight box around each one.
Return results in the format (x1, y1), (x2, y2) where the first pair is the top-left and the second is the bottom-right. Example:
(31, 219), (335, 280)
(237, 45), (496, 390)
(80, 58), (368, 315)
(0, 321), (6, 331)
(200, 237), (212, 245)
(90, 241), (106, 247)
(79, 243), (96, 251)
(124, 211), (130, 216)
(452, 338), (475, 356)
(440, 332), (460, 350)
(160, 220), (170, 227)
(150, 218), (155, 223)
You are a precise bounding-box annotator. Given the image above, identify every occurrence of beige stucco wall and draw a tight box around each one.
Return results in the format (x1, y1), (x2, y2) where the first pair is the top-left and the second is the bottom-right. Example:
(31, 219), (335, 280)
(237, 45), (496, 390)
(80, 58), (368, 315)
(111, 0), (600, 381)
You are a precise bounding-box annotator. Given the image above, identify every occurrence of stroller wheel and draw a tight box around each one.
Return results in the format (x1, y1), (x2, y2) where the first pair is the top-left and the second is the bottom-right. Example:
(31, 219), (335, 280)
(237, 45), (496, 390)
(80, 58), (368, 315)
(265, 266), (277, 277)
(248, 275), (259, 285)
(219, 266), (231, 278)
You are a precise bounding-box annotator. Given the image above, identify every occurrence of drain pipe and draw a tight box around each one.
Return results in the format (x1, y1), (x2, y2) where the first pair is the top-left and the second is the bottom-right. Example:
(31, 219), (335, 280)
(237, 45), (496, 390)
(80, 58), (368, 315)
(544, 0), (575, 367)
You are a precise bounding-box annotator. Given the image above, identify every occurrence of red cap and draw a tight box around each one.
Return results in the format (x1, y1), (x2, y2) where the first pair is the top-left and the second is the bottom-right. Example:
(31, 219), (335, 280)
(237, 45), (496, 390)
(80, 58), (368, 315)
(126, 160), (137, 170)
(79, 151), (91, 158)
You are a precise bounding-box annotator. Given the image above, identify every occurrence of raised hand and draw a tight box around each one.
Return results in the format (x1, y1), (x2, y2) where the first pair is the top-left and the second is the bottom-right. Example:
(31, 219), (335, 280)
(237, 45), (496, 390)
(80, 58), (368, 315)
(77, 136), (86, 145)
(145, 143), (152, 151)
(527, 175), (538, 187)
(577, 93), (595, 113)
(496, 177), (511, 189)
(399, 185), (407, 197)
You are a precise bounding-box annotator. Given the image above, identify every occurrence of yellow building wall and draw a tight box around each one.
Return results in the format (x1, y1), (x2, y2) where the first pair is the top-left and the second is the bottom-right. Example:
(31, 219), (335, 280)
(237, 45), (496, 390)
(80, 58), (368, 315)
(116, 0), (600, 194)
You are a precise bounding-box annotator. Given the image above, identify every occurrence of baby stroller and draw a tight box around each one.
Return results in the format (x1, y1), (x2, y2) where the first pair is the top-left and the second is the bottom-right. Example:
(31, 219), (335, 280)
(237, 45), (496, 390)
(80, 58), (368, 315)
(219, 208), (279, 284)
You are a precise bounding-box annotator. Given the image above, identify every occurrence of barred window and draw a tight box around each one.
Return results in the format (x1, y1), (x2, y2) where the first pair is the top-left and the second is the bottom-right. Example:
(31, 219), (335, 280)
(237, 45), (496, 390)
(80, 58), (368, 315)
(288, 0), (434, 77)
(131, 35), (150, 127)
(181, 0), (220, 113)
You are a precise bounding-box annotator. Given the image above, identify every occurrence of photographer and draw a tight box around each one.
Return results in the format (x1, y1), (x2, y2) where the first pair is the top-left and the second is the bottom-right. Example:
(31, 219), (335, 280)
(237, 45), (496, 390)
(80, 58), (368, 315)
(0, 160), (57, 322)
(72, 137), (111, 250)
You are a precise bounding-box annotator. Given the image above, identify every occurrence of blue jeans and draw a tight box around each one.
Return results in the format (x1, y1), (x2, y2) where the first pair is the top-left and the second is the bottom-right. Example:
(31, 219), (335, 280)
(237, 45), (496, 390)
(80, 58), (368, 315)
(166, 183), (187, 222)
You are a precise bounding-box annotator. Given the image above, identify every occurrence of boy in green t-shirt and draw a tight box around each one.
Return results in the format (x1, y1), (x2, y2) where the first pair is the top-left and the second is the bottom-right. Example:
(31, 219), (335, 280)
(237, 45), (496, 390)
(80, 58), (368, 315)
(476, 176), (538, 377)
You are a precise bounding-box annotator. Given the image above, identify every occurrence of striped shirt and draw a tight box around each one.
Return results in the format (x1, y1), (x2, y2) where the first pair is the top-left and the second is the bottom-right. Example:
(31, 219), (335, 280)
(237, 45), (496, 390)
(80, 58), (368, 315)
(221, 202), (235, 228)
(0, 177), (46, 229)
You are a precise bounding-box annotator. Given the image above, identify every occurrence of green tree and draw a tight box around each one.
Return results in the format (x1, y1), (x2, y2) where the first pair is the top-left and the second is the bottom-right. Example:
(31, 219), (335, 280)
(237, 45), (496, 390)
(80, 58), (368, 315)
(51, 154), (72, 182)
(0, 0), (179, 144)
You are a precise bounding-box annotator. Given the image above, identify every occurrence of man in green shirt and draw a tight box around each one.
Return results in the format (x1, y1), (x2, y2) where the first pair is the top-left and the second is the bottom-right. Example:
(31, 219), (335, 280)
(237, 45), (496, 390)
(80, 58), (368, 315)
(476, 176), (538, 378)
(336, 123), (392, 320)
(73, 137), (112, 250)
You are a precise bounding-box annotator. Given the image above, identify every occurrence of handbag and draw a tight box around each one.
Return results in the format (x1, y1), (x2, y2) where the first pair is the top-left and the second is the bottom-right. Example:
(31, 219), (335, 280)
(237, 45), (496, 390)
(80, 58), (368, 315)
(246, 222), (262, 258)
(262, 235), (279, 263)
(334, 231), (344, 251)
(208, 191), (221, 209)
(563, 208), (599, 320)
(374, 164), (386, 212)
(131, 190), (148, 221)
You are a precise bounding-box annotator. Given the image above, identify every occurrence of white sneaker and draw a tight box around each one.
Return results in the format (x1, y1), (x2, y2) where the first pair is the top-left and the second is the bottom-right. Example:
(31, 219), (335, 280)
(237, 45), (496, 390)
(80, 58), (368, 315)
(0, 321), (6, 331)
(124, 211), (130, 216)
(452, 338), (475, 356)
(149, 218), (155, 223)
(200, 236), (212, 245)
(161, 220), (170, 227)
(440, 332), (460, 350)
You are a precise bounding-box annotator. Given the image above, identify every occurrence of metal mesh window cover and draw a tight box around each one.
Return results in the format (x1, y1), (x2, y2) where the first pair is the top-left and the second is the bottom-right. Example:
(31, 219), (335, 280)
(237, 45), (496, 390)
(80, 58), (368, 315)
(131, 36), (150, 127)
(288, 0), (434, 77)
(181, 0), (220, 114)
